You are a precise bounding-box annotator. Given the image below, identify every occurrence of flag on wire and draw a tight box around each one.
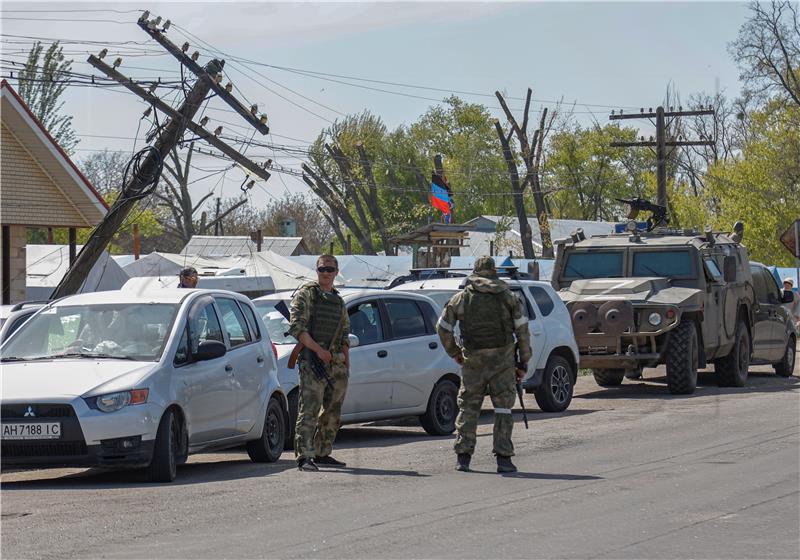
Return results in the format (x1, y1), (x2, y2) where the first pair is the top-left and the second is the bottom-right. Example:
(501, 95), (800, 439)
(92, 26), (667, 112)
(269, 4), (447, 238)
(431, 173), (454, 223)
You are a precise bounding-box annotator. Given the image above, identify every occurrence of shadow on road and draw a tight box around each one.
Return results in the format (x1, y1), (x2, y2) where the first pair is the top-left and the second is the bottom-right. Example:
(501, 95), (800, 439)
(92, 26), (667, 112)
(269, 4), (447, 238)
(577, 369), (798, 400)
(463, 469), (602, 480)
(1, 458), (296, 490)
(335, 466), (429, 477)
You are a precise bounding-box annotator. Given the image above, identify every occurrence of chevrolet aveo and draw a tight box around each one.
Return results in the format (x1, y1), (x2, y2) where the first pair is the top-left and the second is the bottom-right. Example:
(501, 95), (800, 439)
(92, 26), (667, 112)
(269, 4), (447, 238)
(0, 289), (287, 482)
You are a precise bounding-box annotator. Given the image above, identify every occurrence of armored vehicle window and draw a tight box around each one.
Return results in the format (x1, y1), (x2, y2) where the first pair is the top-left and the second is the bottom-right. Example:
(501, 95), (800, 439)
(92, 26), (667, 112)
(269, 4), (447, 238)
(704, 258), (723, 281)
(527, 286), (554, 316)
(564, 252), (623, 279)
(632, 251), (693, 278)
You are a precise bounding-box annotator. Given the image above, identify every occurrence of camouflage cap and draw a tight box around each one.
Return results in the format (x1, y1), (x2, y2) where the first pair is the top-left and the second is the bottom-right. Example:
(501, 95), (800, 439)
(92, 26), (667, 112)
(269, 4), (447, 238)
(473, 256), (496, 274)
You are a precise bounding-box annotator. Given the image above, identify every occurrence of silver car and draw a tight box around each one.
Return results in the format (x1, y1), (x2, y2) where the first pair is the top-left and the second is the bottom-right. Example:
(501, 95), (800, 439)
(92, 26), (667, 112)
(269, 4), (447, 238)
(1, 289), (286, 482)
(254, 289), (461, 447)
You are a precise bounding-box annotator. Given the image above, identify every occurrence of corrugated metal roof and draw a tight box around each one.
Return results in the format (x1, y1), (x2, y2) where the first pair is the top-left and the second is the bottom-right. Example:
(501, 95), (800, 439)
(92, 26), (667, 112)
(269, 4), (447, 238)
(181, 236), (306, 257)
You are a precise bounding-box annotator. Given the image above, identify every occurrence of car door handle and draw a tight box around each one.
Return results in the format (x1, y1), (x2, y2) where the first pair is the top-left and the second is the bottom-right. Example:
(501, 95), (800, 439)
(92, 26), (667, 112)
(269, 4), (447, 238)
(428, 342), (438, 349)
(377, 350), (388, 358)
(256, 356), (264, 363)
(225, 364), (233, 372)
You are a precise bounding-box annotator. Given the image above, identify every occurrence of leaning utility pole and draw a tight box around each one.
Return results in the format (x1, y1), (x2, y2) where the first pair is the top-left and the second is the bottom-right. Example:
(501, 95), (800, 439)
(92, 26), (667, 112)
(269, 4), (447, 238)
(610, 106), (715, 209)
(51, 11), (271, 298)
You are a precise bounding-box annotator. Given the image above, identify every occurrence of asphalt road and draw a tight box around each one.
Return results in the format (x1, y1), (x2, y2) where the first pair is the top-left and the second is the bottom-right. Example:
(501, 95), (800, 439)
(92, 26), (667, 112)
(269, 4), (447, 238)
(2, 361), (798, 560)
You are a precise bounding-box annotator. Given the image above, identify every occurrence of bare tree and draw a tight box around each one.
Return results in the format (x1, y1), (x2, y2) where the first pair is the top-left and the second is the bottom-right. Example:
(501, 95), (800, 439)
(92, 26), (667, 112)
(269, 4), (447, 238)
(494, 88), (556, 258)
(79, 149), (127, 197)
(730, 1), (800, 107)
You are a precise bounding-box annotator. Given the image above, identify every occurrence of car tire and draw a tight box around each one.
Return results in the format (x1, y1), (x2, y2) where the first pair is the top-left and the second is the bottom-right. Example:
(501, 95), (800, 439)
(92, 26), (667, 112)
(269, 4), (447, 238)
(147, 408), (179, 483)
(774, 336), (796, 377)
(534, 355), (574, 412)
(284, 389), (299, 450)
(592, 369), (624, 387)
(715, 320), (750, 387)
(420, 379), (458, 436)
(247, 397), (285, 463)
(666, 320), (699, 395)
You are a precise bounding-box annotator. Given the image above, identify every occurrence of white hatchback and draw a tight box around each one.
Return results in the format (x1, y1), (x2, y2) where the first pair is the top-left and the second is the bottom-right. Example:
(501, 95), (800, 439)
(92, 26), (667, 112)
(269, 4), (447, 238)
(0, 289), (286, 482)
(253, 289), (461, 446)
(392, 276), (580, 412)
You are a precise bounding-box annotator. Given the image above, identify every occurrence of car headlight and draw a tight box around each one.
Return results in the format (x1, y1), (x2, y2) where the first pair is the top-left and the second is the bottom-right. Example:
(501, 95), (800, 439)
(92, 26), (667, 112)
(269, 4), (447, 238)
(87, 389), (149, 413)
(648, 312), (662, 327)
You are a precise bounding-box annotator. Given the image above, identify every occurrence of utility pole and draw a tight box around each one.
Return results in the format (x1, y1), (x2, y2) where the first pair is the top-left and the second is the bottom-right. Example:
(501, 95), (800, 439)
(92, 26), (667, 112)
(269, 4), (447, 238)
(51, 12), (271, 299)
(610, 106), (714, 209)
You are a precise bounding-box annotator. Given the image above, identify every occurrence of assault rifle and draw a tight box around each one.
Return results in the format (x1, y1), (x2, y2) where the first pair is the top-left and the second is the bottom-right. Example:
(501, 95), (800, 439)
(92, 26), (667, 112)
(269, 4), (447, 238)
(274, 300), (334, 390)
(514, 344), (529, 429)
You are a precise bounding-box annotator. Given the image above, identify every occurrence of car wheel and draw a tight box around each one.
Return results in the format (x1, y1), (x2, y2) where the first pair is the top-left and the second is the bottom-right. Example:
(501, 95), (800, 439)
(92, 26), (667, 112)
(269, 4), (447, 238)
(147, 408), (179, 483)
(592, 369), (625, 387)
(774, 336), (796, 377)
(534, 355), (574, 412)
(247, 397), (285, 463)
(284, 389), (299, 450)
(666, 320), (699, 394)
(419, 379), (458, 436)
(715, 320), (750, 387)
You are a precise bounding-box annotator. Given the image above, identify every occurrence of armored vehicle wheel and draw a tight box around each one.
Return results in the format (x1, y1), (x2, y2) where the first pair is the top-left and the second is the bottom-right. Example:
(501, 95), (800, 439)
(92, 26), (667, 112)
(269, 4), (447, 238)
(534, 355), (574, 412)
(592, 369), (624, 387)
(774, 336), (796, 377)
(715, 320), (750, 387)
(420, 379), (458, 435)
(666, 320), (698, 395)
(247, 397), (286, 463)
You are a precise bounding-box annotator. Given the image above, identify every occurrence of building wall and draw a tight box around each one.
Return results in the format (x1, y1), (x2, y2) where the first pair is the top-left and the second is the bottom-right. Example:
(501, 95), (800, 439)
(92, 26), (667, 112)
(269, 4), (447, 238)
(0, 123), (86, 227)
(0, 225), (27, 304)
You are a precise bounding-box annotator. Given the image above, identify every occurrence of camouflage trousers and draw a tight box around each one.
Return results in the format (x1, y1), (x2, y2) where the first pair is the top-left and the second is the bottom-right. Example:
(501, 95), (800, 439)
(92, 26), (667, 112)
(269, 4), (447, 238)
(294, 352), (349, 460)
(454, 344), (517, 457)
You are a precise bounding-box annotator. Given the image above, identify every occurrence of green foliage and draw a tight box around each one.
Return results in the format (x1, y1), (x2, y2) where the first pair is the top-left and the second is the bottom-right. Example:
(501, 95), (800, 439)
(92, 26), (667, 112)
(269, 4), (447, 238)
(17, 41), (78, 154)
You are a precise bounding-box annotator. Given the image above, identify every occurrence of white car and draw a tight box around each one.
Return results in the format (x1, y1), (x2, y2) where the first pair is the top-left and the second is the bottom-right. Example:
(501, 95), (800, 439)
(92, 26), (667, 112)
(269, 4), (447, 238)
(392, 276), (580, 412)
(253, 289), (461, 446)
(0, 289), (287, 482)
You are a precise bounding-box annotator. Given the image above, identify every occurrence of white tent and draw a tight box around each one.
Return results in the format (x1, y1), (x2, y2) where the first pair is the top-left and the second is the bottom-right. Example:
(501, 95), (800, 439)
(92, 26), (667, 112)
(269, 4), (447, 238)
(26, 244), (129, 300)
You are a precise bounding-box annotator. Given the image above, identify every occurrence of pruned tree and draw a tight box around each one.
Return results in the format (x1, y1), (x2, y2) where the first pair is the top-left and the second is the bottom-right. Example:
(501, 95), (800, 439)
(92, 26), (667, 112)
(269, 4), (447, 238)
(730, 0), (800, 108)
(152, 142), (247, 245)
(17, 41), (79, 154)
(494, 88), (556, 258)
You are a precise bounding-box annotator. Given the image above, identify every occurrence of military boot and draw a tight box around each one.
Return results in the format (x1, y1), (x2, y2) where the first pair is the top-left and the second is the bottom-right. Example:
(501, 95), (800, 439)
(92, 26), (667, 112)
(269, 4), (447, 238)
(455, 453), (471, 472)
(297, 458), (319, 472)
(496, 455), (517, 473)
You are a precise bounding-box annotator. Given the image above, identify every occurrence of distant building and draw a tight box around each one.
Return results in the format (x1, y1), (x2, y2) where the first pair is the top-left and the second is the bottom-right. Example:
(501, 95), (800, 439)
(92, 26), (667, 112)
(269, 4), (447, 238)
(0, 80), (108, 304)
(181, 235), (310, 258)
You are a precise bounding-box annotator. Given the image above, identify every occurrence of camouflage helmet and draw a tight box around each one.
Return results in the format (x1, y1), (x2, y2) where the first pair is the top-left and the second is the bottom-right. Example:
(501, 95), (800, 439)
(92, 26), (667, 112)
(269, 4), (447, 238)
(473, 256), (497, 275)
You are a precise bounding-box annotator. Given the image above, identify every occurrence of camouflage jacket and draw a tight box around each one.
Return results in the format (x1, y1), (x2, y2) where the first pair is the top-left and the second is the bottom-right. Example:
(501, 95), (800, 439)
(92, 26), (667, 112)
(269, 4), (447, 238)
(436, 274), (532, 364)
(288, 282), (350, 352)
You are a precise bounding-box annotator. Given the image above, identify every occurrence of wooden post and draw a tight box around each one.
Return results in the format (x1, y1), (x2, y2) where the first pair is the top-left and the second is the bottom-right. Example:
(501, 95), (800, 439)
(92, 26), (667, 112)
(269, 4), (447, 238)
(329, 241), (334, 254)
(2, 225), (10, 305)
(133, 223), (140, 260)
(68, 228), (77, 266)
(256, 228), (262, 252)
(47, 228), (54, 244)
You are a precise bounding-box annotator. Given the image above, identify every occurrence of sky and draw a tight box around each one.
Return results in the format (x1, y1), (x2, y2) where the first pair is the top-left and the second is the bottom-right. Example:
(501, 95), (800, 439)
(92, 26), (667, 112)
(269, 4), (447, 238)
(1, 0), (752, 211)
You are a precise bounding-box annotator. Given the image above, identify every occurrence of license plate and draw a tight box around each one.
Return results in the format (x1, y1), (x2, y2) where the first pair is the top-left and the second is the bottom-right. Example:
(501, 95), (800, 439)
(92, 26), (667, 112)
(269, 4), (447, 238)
(1, 422), (61, 440)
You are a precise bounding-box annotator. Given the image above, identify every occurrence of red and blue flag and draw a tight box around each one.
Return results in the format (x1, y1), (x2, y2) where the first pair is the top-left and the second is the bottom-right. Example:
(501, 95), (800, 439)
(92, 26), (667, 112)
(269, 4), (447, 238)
(431, 173), (454, 222)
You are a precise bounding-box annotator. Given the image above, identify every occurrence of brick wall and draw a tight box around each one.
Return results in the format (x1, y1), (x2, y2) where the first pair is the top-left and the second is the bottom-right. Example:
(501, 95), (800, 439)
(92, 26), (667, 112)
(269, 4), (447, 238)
(0, 225), (27, 303)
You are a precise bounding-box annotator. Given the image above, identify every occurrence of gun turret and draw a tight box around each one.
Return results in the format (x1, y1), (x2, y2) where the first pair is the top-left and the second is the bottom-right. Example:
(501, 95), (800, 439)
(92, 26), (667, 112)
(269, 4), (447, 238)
(616, 197), (669, 231)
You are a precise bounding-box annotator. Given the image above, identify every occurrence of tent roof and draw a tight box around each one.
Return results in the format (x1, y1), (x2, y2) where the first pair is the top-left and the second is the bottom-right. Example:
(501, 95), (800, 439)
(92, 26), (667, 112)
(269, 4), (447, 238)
(26, 244), (128, 292)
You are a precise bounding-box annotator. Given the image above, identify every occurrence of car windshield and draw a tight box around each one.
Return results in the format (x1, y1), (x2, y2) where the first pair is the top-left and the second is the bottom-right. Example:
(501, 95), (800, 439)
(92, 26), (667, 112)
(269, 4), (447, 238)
(0, 303), (178, 362)
(632, 250), (693, 278)
(253, 301), (296, 345)
(564, 252), (624, 279)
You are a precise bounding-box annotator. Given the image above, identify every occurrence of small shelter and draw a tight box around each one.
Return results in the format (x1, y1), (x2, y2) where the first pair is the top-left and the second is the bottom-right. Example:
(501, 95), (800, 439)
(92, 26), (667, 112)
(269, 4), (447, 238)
(26, 244), (128, 300)
(390, 223), (474, 270)
(0, 80), (108, 303)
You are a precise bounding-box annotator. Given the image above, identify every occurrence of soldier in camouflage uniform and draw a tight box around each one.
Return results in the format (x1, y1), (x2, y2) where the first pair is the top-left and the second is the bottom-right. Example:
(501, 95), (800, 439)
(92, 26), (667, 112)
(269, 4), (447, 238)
(436, 256), (532, 473)
(288, 255), (350, 472)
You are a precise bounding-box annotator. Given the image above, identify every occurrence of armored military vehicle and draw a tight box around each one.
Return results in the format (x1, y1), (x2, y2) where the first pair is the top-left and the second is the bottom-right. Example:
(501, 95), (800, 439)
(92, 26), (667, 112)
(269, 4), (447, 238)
(551, 207), (756, 395)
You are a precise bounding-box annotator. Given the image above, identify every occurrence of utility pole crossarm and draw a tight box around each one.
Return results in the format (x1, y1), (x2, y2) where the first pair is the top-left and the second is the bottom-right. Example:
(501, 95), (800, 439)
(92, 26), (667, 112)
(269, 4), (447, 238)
(611, 140), (716, 147)
(87, 55), (270, 182)
(137, 18), (269, 135)
(610, 109), (715, 120)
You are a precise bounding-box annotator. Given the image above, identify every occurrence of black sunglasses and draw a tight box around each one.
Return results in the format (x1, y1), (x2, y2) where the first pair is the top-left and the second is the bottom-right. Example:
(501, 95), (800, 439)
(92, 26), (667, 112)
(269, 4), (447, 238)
(317, 266), (337, 273)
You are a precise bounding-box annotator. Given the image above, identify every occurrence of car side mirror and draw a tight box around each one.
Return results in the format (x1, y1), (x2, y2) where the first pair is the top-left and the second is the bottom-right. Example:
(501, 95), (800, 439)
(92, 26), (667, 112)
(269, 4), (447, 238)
(195, 340), (226, 361)
(348, 333), (360, 348)
(723, 256), (737, 283)
(782, 290), (795, 304)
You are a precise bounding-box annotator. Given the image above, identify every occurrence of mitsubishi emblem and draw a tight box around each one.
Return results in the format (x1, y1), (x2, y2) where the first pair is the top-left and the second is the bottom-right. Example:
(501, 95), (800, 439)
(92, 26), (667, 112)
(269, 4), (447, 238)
(23, 406), (35, 417)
